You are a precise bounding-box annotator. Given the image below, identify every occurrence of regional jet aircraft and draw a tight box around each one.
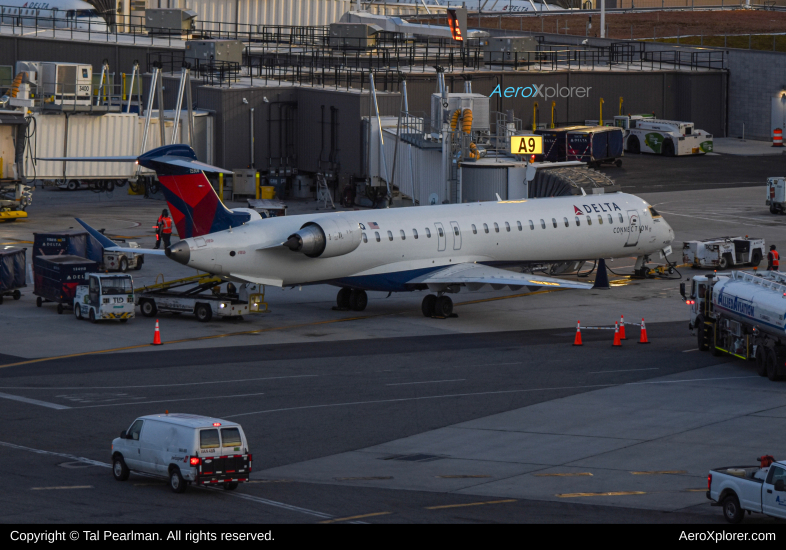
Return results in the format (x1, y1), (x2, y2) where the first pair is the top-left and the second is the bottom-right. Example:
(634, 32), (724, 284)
(61, 144), (674, 317)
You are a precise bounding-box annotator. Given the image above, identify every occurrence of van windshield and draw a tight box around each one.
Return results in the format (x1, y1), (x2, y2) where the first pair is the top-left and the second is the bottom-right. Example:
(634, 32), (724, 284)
(200, 429), (220, 449)
(221, 428), (242, 448)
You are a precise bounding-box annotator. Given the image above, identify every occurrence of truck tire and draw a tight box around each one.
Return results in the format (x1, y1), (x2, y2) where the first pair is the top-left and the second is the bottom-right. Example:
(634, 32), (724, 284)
(662, 139), (675, 157)
(756, 346), (768, 377)
(195, 303), (212, 322)
(89, 309), (97, 324)
(222, 482), (238, 491)
(750, 250), (762, 268)
(722, 495), (744, 524)
(12, 290), (20, 300)
(169, 467), (187, 493)
(67, 180), (78, 191)
(74, 305), (83, 320)
(36, 296), (43, 307)
(709, 325), (723, 356)
(771, 205), (780, 215)
(628, 136), (641, 154)
(140, 299), (157, 317)
(119, 257), (128, 273)
(766, 348), (781, 381)
(134, 258), (143, 271)
(112, 456), (130, 481)
(57, 303), (64, 314)
(718, 253), (733, 270)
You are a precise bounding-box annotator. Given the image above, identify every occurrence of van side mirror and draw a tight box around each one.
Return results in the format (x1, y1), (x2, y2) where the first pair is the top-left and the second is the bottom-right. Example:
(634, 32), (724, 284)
(679, 282), (686, 299)
(775, 480), (785, 492)
(120, 430), (127, 439)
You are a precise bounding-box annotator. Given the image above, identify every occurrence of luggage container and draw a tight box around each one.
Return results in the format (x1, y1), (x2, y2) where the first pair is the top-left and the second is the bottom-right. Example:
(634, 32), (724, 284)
(537, 126), (589, 163)
(33, 230), (141, 271)
(0, 246), (26, 304)
(566, 126), (624, 168)
(33, 255), (98, 314)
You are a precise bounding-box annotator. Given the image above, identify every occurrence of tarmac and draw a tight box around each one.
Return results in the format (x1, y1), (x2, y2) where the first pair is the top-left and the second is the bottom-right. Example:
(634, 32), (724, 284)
(0, 152), (784, 523)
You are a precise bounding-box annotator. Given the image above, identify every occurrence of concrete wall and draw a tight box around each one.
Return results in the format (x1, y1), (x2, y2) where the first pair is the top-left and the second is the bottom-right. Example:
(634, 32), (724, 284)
(726, 49), (786, 140)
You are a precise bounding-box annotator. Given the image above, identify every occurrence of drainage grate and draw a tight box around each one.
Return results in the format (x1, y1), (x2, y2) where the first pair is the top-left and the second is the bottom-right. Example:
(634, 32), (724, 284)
(381, 453), (445, 463)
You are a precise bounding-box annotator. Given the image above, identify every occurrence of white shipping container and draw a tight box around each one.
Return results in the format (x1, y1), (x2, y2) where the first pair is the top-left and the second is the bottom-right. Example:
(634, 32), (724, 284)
(25, 112), (214, 180)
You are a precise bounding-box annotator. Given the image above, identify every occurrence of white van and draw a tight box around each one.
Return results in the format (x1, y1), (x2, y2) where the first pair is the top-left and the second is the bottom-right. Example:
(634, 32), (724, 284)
(111, 413), (252, 493)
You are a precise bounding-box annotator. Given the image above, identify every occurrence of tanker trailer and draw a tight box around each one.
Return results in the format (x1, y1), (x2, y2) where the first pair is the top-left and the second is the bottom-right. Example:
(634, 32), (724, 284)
(681, 270), (786, 381)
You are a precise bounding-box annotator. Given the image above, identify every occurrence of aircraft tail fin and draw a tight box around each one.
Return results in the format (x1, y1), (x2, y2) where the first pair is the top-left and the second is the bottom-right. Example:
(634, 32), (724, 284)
(136, 145), (251, 238)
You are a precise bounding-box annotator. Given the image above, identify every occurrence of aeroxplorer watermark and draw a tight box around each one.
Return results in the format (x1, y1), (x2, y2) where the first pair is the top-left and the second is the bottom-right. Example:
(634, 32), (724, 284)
(490, 84), (592, 99)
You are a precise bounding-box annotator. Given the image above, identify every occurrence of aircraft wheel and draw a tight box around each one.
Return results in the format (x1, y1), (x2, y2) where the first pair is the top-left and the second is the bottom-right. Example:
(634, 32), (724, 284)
(336, 287), (351, 309)
(421, 294), (437, 318)
(349, 289), (367, 312)
(434, 296), (453, 318)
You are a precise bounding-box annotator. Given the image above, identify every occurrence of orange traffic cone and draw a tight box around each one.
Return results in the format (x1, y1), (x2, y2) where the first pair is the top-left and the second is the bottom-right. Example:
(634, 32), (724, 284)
(612, 322), (622, 347)
(638, 318), (650, 344)
(152, 319), (163, 345)
(573, 320), (583, 346)
(619, 314), (627, 340)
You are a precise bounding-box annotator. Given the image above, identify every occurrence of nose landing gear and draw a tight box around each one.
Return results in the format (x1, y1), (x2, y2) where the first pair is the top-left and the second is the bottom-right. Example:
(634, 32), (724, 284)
(334, 287), (368, 312)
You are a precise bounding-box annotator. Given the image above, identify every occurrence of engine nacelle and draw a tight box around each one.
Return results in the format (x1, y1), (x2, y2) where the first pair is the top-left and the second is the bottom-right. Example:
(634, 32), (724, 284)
(284, 217), (362, 258)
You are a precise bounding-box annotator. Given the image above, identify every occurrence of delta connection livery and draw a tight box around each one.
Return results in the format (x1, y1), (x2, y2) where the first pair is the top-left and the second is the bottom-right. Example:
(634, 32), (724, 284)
(47, 144), (675, 316)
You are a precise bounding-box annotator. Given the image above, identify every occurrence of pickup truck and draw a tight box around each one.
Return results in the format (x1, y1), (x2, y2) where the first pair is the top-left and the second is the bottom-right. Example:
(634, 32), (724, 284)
(708, 457), (786, 523)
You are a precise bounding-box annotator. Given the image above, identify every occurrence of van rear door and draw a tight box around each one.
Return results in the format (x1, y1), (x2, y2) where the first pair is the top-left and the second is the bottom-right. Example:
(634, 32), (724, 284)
(196, 427), (251, 483)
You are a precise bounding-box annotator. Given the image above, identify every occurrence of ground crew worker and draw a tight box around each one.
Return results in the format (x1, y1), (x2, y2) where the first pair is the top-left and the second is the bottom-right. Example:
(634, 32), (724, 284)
(768, 244), (779, 271)
(154, 209), (174, 249)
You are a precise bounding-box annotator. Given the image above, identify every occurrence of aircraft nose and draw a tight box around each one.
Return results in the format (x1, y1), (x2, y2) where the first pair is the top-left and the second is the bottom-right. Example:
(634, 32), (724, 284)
(166, 240), (190, 265)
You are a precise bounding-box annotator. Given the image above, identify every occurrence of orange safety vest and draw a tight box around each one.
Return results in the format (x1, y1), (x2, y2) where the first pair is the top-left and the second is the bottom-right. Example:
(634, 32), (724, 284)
(161, 216), (173, 234)
(771, 250), (780, 268)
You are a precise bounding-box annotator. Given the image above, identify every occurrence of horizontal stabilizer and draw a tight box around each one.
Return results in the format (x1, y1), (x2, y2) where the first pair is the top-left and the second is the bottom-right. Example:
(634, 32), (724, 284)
(149, 157), (234, 175)
(407, 263), (593, 291)
(35, 156), (137, 162)
(75, 218), (167, 256)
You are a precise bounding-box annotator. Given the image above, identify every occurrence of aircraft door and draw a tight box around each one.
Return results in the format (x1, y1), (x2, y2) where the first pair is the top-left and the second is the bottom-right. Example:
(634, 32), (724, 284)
(450, 222), (462, 250)
(434, 222), (446, 252)
(624, 210), (640, 247)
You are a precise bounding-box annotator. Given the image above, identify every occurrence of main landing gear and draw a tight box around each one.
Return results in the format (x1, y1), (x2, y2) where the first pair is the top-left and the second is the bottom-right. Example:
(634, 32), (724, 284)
(421, 294), (454, 318)
(335, 287), (368, 312)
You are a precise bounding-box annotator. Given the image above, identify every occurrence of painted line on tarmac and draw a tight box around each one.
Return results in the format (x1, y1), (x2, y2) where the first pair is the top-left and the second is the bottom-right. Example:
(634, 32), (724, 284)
(72, 392), (266, 409)
(425, 499), (516, 510)
(0, 374), (318, 391)
(631, 470), (687, 475)
(682, 349), (699, 353)
(0, 314), (391, 370)
(0, 392), (71, 410)
(533, 472), (593, 477)
(386, 379), (466, 386)
(436, 475), (491, 479)
(319, 512), (391, 524)
(0, 440), (338, 521)
(589, 368), (659, 374)
(557, 491), (646, 498)
(225, 375), (758, 419)
(30, 485), (94, 491)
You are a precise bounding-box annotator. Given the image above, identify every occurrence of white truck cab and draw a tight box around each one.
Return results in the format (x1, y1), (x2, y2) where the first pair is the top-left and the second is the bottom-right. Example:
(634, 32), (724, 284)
(682, 237), (765, 269)
(767, 177), (785, 215)
(111, 413), (252, 493)
(709, 458), (786, 523)
(616, 115), (713, 156)
(74, 273), (135, 322)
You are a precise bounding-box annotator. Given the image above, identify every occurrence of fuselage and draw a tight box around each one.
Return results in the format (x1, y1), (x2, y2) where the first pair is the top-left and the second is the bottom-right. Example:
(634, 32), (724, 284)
(0, 0), (107, 31)
(176, 193), (674, 292)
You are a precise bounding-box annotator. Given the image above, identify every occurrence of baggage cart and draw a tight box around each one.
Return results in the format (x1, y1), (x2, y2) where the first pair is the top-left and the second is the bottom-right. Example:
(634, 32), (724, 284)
(0, 246), (26, 304)
(33, 255), (98, 314)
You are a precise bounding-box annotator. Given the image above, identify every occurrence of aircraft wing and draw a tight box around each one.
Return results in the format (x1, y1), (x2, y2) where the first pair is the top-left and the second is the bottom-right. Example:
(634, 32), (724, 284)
(75, 218), (168, 256)
(407, 263), (593, 292)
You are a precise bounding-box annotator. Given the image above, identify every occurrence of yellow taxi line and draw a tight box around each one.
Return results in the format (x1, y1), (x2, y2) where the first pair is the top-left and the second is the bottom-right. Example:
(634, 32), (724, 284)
(557, 491), (646, 498)
(425, 499), (516, 510)
(318, 512), (391, 524)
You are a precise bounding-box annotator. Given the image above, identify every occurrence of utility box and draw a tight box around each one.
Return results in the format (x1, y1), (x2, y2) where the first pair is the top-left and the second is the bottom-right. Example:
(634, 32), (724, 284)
(329, 23), (381, 49)
(430, 93), (490, 134)
(481, 36), (539, 63)
(232, 169), (257, 199)
(145, 8), (197, 35)
(185, 40), (243, 66)
(40, 63), (92, 106)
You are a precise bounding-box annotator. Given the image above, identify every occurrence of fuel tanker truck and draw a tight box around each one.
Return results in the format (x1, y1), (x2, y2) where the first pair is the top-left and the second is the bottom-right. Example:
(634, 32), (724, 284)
(681, 270), (786, 382)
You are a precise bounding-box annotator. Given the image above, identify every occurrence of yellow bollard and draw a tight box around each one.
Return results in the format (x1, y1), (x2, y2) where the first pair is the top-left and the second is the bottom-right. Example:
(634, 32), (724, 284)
(619, 96), (623, 116)
(550, 101), (556, 129)
(599, 97), (605, 126)
(255, 172), (260, 200)
(219, 173), (224, 204)
(532, 101), (538, 132)
(122, 73), (127, 101)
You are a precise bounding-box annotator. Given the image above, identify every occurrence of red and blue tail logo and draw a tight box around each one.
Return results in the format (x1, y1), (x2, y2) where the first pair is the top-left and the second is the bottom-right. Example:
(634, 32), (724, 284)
(138, 145), (250, 238)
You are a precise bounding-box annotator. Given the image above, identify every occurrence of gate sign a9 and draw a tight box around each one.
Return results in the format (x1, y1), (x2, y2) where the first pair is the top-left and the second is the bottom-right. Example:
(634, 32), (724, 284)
(510, 135), (543, 155)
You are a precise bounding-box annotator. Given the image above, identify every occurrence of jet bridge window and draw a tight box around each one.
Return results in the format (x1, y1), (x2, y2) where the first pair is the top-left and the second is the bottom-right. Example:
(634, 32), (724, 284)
(413, 229), (418, 239)
(586, 216), (592, 226)
(483, 223), (489, 234)
(472, 224), (477, 234)
(425, 228), (431, 238)
(493, 223), (499, 233)
(528, 220), (534, 230)
(505, 222), (510, 232)
(575, 216), (580, 227)
(400, 230), (406, 240)
(375, 231), (380, 242)
(387, 231), (394, 241)
(362, 233), (368, 243)
(540, 219), (546, 229)
(552, 218), (557, 228)
(517, 221), (522, 231)
(564, 217), (569, 227)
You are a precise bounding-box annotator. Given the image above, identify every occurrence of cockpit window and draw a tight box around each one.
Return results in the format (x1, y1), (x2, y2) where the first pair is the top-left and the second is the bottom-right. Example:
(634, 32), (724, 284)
(649, 206), (661, 218)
